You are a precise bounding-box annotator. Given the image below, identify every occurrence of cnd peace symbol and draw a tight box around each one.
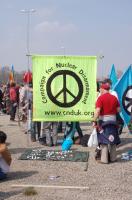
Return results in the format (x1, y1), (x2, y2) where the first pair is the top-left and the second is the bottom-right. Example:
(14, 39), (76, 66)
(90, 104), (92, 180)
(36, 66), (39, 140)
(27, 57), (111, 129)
(46, 70), (83, 107)
(122, 85), (132, 115)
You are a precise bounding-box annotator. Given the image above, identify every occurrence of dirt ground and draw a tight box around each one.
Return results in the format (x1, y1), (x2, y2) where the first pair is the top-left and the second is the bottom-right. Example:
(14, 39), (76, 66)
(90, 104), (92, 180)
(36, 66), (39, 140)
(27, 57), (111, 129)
(0, 114), (132, 200)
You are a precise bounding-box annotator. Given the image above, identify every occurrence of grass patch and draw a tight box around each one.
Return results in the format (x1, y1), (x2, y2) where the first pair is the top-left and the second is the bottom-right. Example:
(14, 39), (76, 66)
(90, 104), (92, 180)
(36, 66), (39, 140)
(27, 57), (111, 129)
(23, 187), (38, 196)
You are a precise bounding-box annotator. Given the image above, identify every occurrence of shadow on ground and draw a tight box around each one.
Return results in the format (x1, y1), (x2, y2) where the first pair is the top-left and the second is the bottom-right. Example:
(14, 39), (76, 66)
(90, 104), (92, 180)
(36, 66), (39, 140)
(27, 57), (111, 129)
(6, 170), (38, 182)
(9, 147), (43, 154)
(117, 146), (132, 155)
(118, 137), (132, 147)
(9, 147), (28, 154)
(7, 123), (18, 126)
(0, 190), (22, 200)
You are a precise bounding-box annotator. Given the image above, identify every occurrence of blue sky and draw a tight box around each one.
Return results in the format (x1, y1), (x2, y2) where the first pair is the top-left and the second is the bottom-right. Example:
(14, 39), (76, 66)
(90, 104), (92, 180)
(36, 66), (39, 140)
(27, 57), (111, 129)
(0, 0), (132, 77)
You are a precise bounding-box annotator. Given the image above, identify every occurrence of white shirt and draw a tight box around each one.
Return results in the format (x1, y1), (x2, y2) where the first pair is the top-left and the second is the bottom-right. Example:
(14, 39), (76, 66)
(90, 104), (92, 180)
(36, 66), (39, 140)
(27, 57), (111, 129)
(97, 89), (118, 100)
(0, 155), (10, 174)
(109, 90), (118, 99)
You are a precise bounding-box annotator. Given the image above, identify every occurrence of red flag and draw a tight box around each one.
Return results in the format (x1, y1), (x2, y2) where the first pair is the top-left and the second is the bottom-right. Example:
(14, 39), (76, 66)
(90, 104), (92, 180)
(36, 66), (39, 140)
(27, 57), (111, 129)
(23, 71), (32, 83)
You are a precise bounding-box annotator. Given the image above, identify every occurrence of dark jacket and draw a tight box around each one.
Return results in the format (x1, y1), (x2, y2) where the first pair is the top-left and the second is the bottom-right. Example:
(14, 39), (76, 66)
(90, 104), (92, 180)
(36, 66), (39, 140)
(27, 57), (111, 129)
(97, 121), (121, 145)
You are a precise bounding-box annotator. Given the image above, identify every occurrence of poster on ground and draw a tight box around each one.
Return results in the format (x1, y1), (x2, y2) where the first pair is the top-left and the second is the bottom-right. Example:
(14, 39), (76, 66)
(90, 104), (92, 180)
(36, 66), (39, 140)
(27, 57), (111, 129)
(32, 55), (97, 121)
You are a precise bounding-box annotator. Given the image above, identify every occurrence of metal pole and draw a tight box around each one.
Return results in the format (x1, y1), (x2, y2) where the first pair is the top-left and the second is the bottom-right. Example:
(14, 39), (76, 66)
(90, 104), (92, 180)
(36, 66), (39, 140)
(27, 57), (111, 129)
(99, 55), (104, 80)
(20, 9), (36, 146)
(61, 46), (66, 56)
(27, 11), (30, 70)
(20, 9), (36, 71)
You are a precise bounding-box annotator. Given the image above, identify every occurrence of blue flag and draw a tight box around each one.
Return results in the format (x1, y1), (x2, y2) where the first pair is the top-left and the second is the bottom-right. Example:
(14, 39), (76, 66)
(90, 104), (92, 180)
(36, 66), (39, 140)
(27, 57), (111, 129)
(109, 64), (118, 89)
(11, 64), (14, 76)
(114, 66), (132, 133)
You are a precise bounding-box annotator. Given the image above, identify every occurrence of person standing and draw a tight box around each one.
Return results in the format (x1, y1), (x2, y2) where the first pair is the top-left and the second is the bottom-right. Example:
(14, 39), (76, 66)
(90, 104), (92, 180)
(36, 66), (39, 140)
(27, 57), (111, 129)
(3, 83), (10, 114)
(93, 83), (120, 164)
(0, 86), (3, 113)
(9, 82), (17, 121)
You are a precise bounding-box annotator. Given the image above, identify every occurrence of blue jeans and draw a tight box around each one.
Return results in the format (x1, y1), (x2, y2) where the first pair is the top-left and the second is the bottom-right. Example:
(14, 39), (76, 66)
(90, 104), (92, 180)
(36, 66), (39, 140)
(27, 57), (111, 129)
(31, 122), (41, 140)
(0, 168), (7, 180)
(10, 101), (17, 120)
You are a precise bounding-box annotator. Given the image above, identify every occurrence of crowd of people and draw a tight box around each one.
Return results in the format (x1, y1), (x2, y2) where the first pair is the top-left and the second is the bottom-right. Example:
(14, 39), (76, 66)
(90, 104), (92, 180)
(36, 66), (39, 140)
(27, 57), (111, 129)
(0, 77), (125, 180)
(0, 81), (84, 145)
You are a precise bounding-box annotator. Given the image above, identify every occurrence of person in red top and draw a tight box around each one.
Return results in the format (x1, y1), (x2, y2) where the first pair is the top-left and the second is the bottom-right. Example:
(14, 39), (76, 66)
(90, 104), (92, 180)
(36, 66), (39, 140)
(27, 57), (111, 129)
(9, 82), (17, 121)
(93, 83), (120, 164)
(96, 89), (120, 117)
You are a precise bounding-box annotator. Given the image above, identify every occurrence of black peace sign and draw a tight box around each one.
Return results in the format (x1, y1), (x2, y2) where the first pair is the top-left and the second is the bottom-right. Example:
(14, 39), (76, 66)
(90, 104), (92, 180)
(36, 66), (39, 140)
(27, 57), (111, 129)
(46, 70), (83, 107)
(122, 85), (132, 115)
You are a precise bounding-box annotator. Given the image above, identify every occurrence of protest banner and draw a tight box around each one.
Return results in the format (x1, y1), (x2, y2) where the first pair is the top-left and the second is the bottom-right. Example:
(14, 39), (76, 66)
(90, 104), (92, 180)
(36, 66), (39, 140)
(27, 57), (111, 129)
(32, 55), (97, 121)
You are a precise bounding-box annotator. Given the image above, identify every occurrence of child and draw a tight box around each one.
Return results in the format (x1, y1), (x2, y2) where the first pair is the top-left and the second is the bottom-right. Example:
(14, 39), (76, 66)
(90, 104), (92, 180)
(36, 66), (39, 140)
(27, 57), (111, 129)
(0, 131), (12, 180)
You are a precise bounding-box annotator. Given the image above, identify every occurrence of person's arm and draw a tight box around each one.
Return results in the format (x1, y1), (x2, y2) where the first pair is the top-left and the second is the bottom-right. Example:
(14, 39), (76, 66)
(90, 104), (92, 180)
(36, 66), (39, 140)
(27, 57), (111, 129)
(117, 106), (120, 113)
(92, 107), (101, 126)
(116, 98), (120, 113)
(0, 144), (6, 153)
(92, 95), (102, 125)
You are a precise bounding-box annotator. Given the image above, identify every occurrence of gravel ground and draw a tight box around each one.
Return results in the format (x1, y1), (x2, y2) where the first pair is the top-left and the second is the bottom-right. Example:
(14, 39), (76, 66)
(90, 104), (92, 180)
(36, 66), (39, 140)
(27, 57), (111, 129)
(0, 114), (132, 200)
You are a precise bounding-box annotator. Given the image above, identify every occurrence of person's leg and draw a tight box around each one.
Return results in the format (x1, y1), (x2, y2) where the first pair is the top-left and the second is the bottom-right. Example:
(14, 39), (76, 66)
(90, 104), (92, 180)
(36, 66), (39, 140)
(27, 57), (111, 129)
(30, 121), (36, 142)
(45, 128), (52, 146)
(57, 122), (63, 133)
(0, 102), (2, 112)
(27, 109), (32, 132)
(109, 144), (117, 162)
(6, 99), (10, 114)
(45, 123), (52, 146)
(40, 122), (45, 137)
(12, 103), (17, 120)
(52, 122), (58, 146)
(95, 146), (101, 160)
(10, 102), (14, 120)
(36, 122), (41, 139)
(100, 144), (109, 164)
(64, 122), (71, 139)
(76, 122), (83, 138)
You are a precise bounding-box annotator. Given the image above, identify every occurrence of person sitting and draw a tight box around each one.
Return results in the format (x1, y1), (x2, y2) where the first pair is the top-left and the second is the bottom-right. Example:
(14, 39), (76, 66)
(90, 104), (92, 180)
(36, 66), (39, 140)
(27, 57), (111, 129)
(93, 83), (120, 164)
(0, 131), (12, 180)
(103, 78), (124, 135)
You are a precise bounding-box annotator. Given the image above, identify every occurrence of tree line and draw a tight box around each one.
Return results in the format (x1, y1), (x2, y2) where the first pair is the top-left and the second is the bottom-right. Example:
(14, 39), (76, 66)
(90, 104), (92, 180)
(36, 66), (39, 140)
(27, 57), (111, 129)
(0, 66), (25, 84)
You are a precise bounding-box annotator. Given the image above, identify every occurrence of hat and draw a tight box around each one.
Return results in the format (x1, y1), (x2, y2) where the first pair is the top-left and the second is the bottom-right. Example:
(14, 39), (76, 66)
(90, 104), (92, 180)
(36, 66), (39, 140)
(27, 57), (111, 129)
(100, 83), (110, 90)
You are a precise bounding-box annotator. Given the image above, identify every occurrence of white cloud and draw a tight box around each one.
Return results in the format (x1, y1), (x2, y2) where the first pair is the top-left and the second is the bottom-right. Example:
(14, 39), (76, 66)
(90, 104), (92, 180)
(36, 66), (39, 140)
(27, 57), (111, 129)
(34, 20), (77, 34)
